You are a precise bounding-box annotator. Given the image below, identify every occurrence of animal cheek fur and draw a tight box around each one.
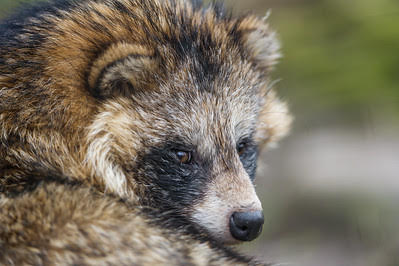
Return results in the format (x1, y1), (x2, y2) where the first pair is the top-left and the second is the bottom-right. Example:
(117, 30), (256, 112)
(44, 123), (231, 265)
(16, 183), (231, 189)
(255, 89), (293, 148)
(84, 99), (147, 198)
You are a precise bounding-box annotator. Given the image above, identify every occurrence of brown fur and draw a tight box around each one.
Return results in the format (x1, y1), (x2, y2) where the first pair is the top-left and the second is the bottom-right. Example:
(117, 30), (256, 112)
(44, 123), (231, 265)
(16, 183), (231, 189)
(0, 0), (292, 259)
(0, 182), (266, 265)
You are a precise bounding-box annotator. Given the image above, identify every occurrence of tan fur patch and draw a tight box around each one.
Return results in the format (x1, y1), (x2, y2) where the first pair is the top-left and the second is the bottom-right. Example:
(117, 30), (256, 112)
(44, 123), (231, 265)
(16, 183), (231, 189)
(255, 89), (293, 147)
(85, 99), (142, 198)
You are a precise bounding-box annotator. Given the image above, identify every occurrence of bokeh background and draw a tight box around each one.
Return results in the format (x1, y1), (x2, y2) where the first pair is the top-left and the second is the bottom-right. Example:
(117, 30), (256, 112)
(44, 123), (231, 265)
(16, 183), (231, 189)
(1, 0), (398, 265)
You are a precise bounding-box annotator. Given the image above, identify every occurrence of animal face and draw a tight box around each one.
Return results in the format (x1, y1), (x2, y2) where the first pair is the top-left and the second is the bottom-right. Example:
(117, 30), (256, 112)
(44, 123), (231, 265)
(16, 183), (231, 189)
(84, 22), (291, 242)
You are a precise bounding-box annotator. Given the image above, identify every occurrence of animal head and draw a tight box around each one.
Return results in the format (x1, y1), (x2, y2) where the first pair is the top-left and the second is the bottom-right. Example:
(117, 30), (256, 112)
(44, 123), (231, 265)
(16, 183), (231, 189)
(0, 0), (291, 244)
(80, 0), (291, 244)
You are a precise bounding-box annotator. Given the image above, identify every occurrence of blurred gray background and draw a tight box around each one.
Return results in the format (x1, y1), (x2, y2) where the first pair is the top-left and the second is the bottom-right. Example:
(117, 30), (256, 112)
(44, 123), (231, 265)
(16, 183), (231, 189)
(1, 0), (398, 265)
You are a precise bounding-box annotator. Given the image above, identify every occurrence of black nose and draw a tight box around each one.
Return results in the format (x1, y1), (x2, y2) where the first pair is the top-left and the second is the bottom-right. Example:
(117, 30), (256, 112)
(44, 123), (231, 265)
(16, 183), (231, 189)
(229, 211), (264, 241)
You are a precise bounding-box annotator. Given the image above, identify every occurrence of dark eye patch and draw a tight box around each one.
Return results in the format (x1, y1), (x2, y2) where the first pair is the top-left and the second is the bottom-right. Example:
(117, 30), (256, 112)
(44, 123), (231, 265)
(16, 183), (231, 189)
(236, 137), (258, 181)
(133, 140), (210, 215)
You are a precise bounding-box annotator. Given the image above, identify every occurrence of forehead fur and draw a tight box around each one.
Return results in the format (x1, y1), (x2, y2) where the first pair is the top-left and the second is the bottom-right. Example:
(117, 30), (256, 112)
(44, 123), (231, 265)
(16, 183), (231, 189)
(8, 0), (288, 146)
(32, 0), (280, 93)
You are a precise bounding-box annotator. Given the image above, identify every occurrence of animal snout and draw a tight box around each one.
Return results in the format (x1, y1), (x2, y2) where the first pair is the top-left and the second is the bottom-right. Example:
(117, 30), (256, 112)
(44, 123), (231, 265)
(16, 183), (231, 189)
(229, 210), (264, 241)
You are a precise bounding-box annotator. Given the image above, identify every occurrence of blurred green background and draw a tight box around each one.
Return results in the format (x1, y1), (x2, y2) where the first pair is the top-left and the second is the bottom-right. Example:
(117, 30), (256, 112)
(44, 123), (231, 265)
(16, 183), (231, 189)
(1, 0), (398, 265)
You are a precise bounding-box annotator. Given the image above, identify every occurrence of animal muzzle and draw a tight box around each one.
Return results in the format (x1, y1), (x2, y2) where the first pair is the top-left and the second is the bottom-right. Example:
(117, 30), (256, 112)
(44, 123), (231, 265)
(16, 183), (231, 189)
(190, 168), (264, 243)
(229, 210), (264, 241)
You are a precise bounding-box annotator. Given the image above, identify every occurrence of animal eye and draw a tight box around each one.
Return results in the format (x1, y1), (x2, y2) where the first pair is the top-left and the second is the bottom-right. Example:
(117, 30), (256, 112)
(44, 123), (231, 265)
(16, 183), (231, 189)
(237, 141), (247, 156)
(175, 150), (192, 164)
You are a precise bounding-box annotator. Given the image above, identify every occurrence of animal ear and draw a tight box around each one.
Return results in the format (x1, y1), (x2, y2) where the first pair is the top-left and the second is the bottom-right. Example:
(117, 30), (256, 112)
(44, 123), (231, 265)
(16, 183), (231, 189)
(239, 17), (281, 72)
(239, 17), (289, 147)
(88, 43), (157, 98)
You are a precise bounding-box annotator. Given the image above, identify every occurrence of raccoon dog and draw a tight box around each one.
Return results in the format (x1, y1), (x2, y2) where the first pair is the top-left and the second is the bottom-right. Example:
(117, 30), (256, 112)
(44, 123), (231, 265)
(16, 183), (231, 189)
(0, 0), (292, 260)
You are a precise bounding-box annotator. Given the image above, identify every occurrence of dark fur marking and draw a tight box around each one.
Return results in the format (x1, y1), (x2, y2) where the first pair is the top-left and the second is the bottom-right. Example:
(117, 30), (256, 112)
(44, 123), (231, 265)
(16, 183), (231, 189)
(111, 0), (131, 15)
(0, 167), (82, 198)
(134, 140), (212, 213)
(237, 138), (259, 181)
